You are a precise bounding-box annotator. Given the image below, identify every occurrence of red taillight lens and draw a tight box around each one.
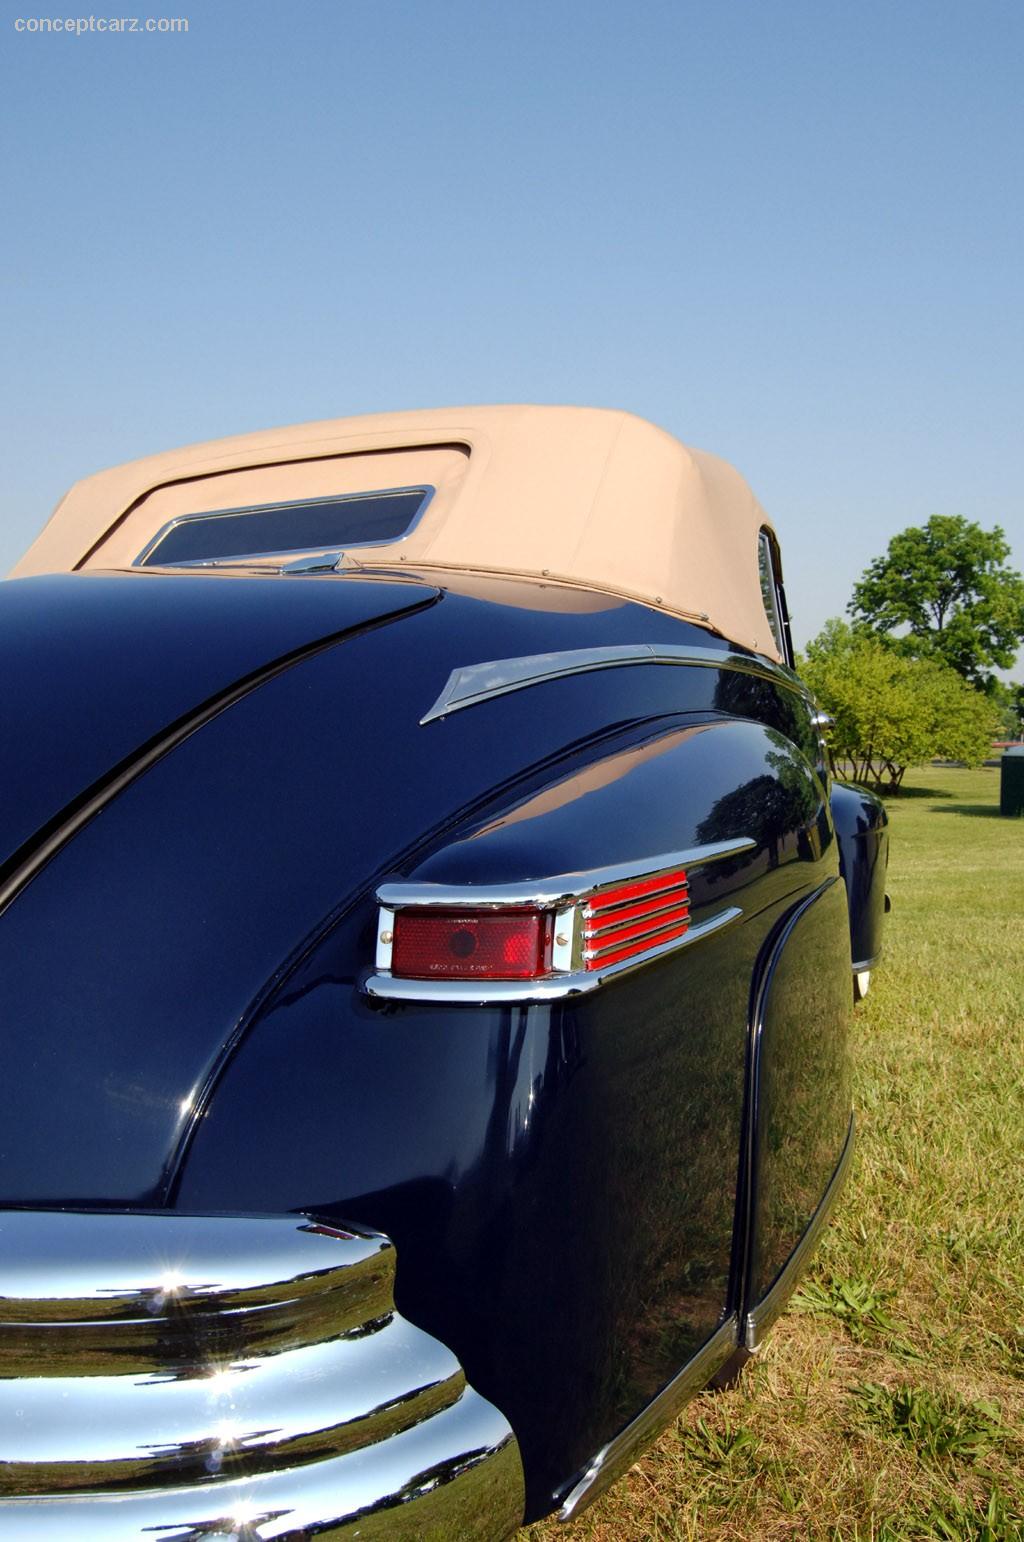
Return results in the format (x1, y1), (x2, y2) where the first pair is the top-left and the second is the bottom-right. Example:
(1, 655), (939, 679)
(391, 908), (552, 980)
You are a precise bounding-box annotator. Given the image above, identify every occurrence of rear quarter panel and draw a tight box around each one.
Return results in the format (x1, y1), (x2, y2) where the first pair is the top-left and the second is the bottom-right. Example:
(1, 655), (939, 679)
(176, 707), (846, 1514)
(0, 570), (853, 1518)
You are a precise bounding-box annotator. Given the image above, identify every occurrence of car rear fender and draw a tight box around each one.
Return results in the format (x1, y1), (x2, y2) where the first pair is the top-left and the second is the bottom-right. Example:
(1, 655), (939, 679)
(176, 712), (841, 1516)
(830, 779), (890, 972)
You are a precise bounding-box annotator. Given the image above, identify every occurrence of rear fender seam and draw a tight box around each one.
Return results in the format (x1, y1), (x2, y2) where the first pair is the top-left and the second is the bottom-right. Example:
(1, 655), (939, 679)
(729, 875), (843, 1331)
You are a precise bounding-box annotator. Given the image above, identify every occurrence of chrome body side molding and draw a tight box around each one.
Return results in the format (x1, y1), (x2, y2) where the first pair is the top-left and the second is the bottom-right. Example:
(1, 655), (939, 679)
(744, 1114), (856, 1351)
(557, 1314), (739, 1521)
(0, 1209), (524, 1539)
(421, 643), (808, 723)
(365, 839), (754, 1005)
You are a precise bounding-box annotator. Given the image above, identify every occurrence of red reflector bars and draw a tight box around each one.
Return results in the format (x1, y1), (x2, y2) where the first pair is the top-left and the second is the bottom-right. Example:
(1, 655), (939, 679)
(583, 867), (689, 971)
(391, 908), (551, 980)
(585, 867), (690, 914)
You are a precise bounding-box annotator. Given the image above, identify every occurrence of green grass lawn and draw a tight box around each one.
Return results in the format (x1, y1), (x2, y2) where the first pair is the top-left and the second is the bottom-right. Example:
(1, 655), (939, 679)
(529, 766), (1024, 1541)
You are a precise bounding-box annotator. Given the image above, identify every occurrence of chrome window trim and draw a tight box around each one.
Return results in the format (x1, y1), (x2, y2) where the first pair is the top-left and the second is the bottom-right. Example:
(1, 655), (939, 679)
(420, 643), (808, 724)
(757, 528), (786, 658)
(558, 1313), (739, 1520)
(743, 1114), (855, 1351)
(364, 838), (754, 1005)
(134, 484), (436, 568)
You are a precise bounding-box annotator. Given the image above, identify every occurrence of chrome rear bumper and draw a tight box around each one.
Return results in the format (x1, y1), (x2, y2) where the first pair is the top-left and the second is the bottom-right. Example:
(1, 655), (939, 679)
(0, 1210), (524, 1539)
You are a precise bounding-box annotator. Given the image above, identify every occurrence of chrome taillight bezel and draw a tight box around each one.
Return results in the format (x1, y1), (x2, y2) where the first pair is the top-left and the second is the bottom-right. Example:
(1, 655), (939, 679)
(365, 837), (755, 1004)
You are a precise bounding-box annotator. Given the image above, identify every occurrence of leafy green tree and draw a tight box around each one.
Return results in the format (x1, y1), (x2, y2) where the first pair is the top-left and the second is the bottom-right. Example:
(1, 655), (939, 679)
(1015, 683), (1024, 739)
(990, 680), (1024, 740)
(848, 516), (1024, 687)
(800, 622), (999, 791)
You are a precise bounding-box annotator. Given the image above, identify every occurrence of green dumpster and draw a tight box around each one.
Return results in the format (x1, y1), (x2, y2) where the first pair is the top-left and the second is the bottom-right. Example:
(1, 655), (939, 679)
(1000, 746), (1024, 817)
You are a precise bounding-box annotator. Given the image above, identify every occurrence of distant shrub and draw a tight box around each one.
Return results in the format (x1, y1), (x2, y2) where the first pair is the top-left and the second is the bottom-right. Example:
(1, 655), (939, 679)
(799, 620), (999, 792)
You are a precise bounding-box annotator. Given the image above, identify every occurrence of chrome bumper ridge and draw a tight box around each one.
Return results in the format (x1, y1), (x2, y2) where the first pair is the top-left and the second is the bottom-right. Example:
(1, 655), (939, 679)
(0, 1210), (524, 1539)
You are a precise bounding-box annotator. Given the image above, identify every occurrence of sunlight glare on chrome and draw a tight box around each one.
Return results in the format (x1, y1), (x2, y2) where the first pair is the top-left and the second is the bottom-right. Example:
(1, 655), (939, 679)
(204, 1365), (238, 1398)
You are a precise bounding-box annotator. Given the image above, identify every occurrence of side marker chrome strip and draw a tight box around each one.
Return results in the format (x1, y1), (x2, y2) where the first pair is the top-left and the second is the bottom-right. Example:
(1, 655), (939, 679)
(558, 1314), (739, 1521)
(744, 1114), (855, 1351)
(421, 643), (807, 723)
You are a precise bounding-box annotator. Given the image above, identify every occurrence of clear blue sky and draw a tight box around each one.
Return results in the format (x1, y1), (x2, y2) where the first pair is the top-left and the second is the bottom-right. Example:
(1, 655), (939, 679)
(2, 0), (1022, 668)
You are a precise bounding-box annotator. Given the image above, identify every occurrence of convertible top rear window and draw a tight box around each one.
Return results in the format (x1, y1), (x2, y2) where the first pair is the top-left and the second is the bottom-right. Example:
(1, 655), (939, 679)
(137, 486), (431, 567)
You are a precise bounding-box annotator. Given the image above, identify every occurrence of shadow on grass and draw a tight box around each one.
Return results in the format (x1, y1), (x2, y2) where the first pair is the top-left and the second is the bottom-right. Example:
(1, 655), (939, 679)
(931, 804), (1004, 819)
(833, 774), (954, 802)
(875, 786), (954, 802)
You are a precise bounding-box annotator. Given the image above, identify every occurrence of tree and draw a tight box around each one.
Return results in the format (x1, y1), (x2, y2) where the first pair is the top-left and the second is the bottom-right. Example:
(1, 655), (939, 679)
(800, 622), (1000, 791)
(848, 516), (1024, 688)
(989, 680), (1024, 741)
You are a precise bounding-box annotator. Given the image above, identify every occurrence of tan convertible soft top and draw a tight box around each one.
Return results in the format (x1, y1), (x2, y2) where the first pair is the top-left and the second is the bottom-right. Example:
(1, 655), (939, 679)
(12, 404), (783, 660)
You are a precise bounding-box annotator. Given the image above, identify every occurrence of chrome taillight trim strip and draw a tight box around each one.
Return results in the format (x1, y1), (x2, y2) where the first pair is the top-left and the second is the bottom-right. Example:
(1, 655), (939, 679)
(364, 905), (743, 1003)
(375, 837), (754, 913)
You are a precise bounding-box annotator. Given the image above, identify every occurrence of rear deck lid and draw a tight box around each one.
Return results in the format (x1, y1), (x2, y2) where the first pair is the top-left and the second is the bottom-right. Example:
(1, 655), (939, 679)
(0, 569), (435, 875)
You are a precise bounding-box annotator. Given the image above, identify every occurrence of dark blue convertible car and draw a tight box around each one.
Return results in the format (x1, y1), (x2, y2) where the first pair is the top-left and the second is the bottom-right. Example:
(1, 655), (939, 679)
(0, 406), (888, 1537)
